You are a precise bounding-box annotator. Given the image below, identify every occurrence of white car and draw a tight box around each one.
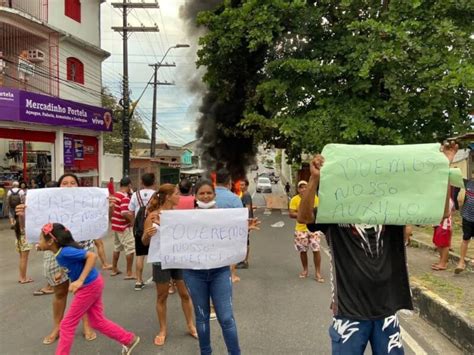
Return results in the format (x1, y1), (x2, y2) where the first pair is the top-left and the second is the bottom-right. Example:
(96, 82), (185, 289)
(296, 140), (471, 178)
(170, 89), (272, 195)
(256, 177), (272, 193)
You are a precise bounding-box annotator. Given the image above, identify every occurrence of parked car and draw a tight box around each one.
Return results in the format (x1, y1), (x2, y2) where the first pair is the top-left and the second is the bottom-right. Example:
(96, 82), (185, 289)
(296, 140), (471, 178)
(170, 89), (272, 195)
(256, 177), (272, 193)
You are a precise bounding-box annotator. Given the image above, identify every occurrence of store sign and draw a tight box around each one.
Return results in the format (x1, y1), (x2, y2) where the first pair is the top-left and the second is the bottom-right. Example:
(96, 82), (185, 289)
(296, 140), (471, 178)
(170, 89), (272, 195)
(74, 139), (84, 160)
(0, 87), (113, 132)
(63, 136), (75, 166)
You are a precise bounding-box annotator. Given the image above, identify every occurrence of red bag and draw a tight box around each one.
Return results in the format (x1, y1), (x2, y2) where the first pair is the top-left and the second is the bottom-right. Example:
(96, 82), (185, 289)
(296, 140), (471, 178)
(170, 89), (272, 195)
(432, 225), (452, 248)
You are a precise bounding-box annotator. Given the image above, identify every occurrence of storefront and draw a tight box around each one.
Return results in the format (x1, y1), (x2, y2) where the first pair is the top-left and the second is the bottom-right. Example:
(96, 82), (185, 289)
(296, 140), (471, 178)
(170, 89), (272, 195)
(0, 87), (112, 187)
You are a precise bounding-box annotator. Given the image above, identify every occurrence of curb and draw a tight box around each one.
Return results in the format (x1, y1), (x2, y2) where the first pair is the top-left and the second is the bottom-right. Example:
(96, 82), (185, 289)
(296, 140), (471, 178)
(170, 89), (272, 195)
(410, 280), (474, 354)
(410, 236), (473, 271)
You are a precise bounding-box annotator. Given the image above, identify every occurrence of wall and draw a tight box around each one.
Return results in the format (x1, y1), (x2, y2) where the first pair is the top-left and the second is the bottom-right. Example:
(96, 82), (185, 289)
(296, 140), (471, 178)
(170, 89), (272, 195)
(47, 0), (101, 47)
(58, 40), (102, 106)
(102, 153), (122, 185)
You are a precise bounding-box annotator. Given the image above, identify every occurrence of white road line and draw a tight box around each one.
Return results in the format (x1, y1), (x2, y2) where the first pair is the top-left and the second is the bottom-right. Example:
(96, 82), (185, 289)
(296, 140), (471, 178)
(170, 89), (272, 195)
(400, 325), (427, 355)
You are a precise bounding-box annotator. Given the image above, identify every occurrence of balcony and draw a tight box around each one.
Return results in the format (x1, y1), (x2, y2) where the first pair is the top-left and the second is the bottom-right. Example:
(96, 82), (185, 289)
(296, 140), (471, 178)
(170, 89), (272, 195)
(0, 0), (47, 22)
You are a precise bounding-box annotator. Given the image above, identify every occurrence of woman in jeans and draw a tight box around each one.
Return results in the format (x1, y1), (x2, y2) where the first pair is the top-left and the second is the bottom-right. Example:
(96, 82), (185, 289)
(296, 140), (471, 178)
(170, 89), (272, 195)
(183, 179), (242, 355)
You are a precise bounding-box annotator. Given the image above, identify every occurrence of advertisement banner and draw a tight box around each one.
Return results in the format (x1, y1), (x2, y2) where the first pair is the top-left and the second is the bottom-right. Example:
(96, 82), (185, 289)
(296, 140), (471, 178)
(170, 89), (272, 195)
(0, 87), (113, 132)
(63, 135), (75, 166)
(74, 139), (84, 160)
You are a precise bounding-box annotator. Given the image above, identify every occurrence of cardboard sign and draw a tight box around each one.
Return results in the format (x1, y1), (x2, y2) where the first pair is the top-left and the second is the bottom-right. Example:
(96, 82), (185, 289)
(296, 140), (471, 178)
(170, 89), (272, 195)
(317, 144), (449, 225)
(25, 187), (109, 242)
(148, 208), (248, 269)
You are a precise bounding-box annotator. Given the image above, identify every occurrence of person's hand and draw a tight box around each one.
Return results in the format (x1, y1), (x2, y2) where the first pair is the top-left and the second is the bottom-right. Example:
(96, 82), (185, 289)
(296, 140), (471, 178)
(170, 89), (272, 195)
(15, 204), (26, 217)
(69, 280), (84, 294)
(441, 140), (458, 163)
(144, 225), (157, 238)
(151, 211), (161, 225)
(310, 155), (325, 180)
(248, 218), (261, 231)
(54, 272), (64, 283)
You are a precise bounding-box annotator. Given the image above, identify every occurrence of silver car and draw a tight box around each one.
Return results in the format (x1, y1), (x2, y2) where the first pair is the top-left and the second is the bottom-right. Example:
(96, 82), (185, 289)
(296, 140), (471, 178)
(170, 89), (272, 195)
(256, 177), (272, 193)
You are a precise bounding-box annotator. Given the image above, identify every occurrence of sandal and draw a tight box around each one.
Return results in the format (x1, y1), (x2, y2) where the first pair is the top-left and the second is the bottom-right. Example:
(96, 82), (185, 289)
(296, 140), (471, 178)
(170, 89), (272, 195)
(298, 271), (308, 279)
(454, 266), (465, 274)
(431, 265), (447, 271)
(315, 277), (325, 283)
(84, 332), (97, 341)
(43, 334), (58, 345)
(18, 278), (34, 284)
(33, 288), (54, 296)
(154, 334), (166, 346)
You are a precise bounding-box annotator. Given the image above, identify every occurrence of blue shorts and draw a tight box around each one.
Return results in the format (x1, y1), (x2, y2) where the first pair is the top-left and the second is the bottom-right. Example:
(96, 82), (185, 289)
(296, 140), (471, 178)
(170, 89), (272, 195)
(329, 315), (404, 354)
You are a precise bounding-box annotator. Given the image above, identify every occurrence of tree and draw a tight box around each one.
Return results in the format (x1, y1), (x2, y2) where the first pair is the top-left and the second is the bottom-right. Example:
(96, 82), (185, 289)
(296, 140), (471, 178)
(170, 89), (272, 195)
(101, 88), (149, 154)
(197, 0), (473, 162)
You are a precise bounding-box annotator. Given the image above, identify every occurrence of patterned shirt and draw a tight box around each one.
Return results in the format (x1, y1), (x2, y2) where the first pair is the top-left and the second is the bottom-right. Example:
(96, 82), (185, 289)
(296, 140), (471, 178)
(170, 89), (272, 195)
(462, 179), (474, 222)
(111, 191), (131, 232)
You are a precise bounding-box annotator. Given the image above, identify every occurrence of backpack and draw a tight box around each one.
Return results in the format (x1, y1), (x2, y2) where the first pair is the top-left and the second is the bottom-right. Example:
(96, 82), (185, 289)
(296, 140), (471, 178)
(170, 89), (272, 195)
(133, 190), (150, 241)
(9, 189), (22, 210)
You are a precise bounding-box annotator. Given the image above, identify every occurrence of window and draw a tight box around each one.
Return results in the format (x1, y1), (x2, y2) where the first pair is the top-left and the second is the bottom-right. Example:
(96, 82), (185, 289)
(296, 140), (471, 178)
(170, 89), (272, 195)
(66, 57), (84, 84)
(65, 0), (81, 22)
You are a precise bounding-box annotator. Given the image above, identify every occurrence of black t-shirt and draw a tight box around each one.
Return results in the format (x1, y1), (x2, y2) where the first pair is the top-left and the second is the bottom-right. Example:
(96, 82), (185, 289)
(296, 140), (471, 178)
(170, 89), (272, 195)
(308, 223), (413, 320)
(241, 192), (254, 218)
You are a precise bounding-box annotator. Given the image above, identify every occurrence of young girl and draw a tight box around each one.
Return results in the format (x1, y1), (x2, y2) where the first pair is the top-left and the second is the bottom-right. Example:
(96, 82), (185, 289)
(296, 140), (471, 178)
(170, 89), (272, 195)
(141, 183), (197, 346)
(38, 223), (140, 355)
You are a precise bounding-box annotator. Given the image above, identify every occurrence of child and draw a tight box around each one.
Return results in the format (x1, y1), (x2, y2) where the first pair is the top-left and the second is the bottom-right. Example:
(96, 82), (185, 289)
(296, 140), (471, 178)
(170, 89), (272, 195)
(38, 223), (140, 355)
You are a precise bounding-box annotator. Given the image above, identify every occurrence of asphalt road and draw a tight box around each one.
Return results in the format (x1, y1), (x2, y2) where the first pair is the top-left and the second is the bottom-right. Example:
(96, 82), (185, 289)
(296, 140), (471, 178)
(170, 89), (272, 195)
(0, 181), (461, 354)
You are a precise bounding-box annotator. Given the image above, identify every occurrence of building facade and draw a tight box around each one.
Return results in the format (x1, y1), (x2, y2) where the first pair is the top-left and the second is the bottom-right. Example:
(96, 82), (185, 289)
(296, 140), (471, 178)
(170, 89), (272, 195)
(0, 0), (110, 187)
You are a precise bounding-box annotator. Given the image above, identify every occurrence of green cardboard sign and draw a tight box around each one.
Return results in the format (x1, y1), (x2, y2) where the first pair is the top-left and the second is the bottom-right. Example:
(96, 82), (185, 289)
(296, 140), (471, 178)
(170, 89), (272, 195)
(317, 144), (449, 225)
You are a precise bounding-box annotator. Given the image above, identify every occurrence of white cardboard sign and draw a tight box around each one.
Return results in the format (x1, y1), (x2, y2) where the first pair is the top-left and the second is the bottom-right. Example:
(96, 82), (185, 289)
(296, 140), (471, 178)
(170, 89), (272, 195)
(25, 187), (109, 242)
(148, 208), (249, 270)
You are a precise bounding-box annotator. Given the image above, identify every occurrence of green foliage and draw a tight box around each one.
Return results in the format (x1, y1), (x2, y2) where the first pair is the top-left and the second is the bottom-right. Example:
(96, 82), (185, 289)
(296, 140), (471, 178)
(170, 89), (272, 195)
(101, 88), (149, 154)
(197, 0), (473, 162)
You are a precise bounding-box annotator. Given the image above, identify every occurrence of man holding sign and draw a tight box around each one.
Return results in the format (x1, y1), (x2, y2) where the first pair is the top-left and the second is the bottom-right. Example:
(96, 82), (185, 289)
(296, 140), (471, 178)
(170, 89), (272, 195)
(298, 142), (457, 355)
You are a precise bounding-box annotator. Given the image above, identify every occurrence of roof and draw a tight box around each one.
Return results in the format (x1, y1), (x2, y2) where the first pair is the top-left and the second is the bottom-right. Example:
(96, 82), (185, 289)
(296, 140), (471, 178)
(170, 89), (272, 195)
(154, 149), (184, 158)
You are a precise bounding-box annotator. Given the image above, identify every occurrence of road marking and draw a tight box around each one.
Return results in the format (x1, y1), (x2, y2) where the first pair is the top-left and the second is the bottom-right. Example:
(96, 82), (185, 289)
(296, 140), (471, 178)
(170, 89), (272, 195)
(400, 325), (427, 355)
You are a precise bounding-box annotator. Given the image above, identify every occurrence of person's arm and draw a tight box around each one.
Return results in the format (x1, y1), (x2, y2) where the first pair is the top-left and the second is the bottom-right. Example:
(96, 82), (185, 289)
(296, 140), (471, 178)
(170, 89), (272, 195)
(142, 212), (159, 246)
(442, 141), (459, 218)
(298, 155), (324, 224)
(120, 197), (134, 224)
(68, 251), (97, 294)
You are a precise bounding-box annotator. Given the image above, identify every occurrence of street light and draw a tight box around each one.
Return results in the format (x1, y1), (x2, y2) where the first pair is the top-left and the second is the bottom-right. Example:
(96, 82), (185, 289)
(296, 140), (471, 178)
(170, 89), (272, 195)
(149, 44), (190, 157)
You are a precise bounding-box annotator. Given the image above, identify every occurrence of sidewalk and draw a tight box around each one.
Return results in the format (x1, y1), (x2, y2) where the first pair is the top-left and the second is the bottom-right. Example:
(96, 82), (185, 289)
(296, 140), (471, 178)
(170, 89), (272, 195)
(407, 234), (474, 353)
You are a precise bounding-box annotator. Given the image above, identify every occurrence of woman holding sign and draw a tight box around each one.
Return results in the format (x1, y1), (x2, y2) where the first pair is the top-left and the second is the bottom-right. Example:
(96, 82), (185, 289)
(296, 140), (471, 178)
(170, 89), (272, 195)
(183, 179), (241, 355)
(141, 183), (197, 346)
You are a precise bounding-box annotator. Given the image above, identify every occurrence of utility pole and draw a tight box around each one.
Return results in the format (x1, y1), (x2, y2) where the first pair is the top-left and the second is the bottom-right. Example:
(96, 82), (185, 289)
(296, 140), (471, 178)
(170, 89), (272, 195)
(149, 62), (175, 157)
(148, 44), (190, 157)
(111, 0), (159, 177)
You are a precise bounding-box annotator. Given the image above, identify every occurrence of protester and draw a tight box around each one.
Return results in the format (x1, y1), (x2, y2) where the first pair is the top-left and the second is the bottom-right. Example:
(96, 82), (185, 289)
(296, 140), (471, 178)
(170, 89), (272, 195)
(16, 174), (96, 344)
(20, 181), (28, 195)
(141, 184), (197, 346)
(455, 177), (474, 274)
(7, 181), (24, 229)
(214, 168), (244, 283)
(111, 177), (135, 279)
(236, 178), (253, 269)
(107, 177), (115, 195)
(297, 142), (457, 354)
(184, 179), (241, 355)
(13, 187), (33, 285)
(29, 179), (38, 189)
(128, 173), (156, 290)
(176, 178), (195, 210)
(432, 196), (454, 271)
(289, 180), (323, 282)
(36, 169), (47, 188)
(0, 183), (5, 218)
(38, 223), (140, 355)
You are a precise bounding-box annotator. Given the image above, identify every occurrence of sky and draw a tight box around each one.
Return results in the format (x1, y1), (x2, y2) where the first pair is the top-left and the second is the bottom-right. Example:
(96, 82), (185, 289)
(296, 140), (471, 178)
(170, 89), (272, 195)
(100, 0), (200, 146)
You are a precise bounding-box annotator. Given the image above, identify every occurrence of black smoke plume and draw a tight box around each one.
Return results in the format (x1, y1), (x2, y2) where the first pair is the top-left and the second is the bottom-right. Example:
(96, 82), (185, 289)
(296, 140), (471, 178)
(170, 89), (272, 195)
(180, 0), (256, 180)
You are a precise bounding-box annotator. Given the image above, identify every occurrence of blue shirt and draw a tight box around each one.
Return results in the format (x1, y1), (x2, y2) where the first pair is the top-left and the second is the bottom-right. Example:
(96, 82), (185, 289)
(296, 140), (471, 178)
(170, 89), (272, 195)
(215, 186), (243, 209)
(55, 246), (99, 285)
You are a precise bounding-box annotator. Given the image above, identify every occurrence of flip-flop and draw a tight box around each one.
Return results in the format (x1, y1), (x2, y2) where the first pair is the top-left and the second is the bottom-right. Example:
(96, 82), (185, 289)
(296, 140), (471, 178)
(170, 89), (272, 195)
(43, 334), (58, 345)
(33, 288), (54, 296)
(154, 335), (166, 346)
(431, 265), (447, 271)
(84, 332), (97, 341)
(110, 271), (122, 277)
(124, 275), (136, 280)
(18, 278), (33, 284)
(102, 265), (113, 270)
(315, 277), (325, 283)
(299, 272), (308, 279)
(454, 266), (465, 274)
